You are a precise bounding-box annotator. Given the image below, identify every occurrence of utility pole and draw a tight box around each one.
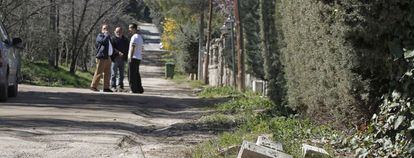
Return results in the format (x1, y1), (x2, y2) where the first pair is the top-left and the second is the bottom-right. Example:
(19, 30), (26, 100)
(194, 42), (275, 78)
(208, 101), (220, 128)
(234, 0), (245, 91)
(203, 0), (213, 84)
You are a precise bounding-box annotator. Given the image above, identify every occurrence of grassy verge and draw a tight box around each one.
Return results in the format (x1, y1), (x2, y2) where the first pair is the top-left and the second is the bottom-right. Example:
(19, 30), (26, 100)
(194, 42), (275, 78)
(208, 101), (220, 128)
(198, 86), (241, 98)
(170, 71), (205, 89)
(191, 86), (341, 158)
(21, 61), (93, 88)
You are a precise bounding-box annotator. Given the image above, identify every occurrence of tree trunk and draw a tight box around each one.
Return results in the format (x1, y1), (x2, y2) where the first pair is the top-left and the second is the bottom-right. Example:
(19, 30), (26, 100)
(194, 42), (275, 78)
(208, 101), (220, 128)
(55, 3), (60, 68)
(82, 44), (89, 72)
(48, 0), (57, 68)
(197, 10), (205, 80)
(234, 0), (245, 91)
(65, 42), (69, 66)
(203, 0), (213, 84)
(69, 0), (76, 73)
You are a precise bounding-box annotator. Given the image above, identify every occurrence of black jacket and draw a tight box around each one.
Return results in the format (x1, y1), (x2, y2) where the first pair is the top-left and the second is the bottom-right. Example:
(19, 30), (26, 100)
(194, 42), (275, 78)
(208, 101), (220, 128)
(95, 33), (111, 59)
(111, 35), (130, 61)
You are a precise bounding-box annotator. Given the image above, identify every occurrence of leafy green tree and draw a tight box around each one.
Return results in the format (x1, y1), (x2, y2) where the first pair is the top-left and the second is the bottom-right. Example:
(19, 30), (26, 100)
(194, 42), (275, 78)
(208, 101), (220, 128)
(145, 0), (225, 75)
(145, 0), (207, 74)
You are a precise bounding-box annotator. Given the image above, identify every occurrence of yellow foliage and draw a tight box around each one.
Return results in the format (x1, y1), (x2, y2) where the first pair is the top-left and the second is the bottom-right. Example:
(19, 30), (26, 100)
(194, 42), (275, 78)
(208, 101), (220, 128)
(161, 18), (178, 51)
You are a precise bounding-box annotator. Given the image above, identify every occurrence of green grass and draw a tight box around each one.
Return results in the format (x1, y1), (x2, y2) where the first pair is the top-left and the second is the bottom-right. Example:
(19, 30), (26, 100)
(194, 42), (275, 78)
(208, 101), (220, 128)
(191, 87), (340, 158)
(170, 71), (205, 88)
(21, 61), (93, 88)
(198, 86), (241, 98)
(193, 116), (339, 158)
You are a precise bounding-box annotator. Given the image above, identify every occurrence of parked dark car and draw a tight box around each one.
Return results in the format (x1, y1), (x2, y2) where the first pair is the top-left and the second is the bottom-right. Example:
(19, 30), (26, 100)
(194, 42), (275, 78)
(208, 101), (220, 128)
(0, 21), (23, 101)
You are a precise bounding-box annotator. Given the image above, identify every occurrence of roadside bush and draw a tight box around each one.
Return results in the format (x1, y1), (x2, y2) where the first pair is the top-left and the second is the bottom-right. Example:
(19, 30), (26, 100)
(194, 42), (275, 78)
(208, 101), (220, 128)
(339, 49), (414, 157)
(275, 0), (365, 126)
(343, 93), (413, 157)
(266, 0), (414, 127)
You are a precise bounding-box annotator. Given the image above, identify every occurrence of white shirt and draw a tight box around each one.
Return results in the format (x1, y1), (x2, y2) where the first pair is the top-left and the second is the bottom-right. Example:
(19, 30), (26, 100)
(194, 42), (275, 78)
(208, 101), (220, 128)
(108, 39), (113, 56)
(129, 34), (143, 60)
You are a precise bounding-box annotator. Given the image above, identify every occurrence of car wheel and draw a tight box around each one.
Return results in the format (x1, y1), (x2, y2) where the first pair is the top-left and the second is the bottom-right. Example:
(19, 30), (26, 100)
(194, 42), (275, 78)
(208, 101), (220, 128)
(8, 75), (18, 97)
(0, 77), (8, 102)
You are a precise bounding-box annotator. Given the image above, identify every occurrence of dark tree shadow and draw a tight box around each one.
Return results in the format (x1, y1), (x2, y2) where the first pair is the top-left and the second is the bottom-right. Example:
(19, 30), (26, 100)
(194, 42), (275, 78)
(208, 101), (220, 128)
(1, 90), (229, 137)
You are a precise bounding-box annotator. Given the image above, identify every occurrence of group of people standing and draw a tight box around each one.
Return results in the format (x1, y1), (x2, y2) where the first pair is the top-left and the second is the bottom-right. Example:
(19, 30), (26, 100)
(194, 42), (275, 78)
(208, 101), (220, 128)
(90, 23), (144, 94)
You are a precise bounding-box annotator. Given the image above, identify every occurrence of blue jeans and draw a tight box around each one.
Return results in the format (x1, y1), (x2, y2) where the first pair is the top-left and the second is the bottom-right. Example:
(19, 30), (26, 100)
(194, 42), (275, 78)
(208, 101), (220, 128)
(111, 57), (125, 89)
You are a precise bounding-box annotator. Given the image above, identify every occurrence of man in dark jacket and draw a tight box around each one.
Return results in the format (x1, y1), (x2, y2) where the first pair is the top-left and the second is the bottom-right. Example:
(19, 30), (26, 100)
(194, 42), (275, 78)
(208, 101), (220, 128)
(90, 24), (113, 92)
(110, 27), (129, 91)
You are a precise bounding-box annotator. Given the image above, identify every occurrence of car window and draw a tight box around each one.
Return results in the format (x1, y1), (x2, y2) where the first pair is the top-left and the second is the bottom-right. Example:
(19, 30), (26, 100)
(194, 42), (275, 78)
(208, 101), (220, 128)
(0, 22), (9, 42)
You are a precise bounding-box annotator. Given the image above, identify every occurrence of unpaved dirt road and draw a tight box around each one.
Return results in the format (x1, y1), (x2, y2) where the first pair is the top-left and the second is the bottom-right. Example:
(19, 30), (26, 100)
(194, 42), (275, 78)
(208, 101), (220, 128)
(0, 23), (218, 158)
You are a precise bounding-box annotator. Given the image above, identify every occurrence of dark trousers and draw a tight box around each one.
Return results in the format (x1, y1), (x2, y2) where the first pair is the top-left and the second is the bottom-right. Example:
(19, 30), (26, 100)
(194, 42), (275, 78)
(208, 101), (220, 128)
(128, 59), (143, 93)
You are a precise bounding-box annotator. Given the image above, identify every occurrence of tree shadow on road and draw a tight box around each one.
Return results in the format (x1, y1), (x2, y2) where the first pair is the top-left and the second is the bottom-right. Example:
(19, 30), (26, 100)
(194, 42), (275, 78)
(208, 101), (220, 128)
(5, 90), (227, 119)
(0, 117), (231, 138)
(1, 90), (231, 138)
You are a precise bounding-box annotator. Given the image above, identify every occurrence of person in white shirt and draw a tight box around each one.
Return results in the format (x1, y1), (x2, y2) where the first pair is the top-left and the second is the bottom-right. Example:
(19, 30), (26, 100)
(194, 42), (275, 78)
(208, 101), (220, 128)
(90, 24), (114, 92)
(127, 23), (144, 93)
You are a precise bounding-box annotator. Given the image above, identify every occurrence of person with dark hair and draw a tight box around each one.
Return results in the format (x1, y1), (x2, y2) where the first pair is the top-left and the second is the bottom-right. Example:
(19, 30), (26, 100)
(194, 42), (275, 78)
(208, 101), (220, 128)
(90, 24), (113, 92)
(110, 27), (129, 91)
(127, 23), (144, 93)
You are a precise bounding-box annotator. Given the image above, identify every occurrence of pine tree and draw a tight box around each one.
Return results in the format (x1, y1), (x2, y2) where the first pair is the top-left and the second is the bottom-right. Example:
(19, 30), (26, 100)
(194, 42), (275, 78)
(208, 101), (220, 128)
(240, 0), (264, 79)
(260, 0), (285, 105)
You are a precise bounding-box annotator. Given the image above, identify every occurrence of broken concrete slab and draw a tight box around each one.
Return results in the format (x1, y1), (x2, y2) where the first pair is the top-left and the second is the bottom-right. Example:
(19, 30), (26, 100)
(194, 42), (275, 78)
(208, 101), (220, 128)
(256, 135), (284, 152)
(302, 144), (330, 158)
(237, 141), (293, 158)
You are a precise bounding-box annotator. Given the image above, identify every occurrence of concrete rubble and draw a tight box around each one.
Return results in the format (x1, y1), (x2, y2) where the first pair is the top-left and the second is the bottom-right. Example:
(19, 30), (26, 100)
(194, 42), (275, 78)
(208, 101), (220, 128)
(237, 135), (292, 158)
(236, 135), (330, 158)
(302, 144), (330, 158)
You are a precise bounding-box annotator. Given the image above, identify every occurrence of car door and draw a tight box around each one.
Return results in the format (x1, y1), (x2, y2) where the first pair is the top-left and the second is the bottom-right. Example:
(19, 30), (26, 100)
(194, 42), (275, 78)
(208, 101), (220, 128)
(0, 22), (9, 85)
(0, 21), (17, 86)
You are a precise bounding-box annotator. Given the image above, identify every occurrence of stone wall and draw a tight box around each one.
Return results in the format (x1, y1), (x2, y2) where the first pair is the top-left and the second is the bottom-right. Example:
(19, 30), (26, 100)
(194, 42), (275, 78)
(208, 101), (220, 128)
(207, 36), (236, 87)
(206, 35), (266, 95)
